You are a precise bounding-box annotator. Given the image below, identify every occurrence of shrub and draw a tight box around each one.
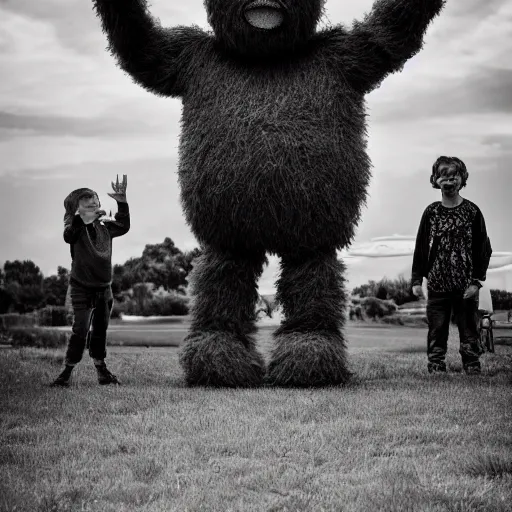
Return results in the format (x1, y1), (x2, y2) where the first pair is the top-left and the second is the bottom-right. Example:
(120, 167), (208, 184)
(376, 285), (388, 300)
(353, 276), (418, 306)
(380, 315), (404, 326)
(119, 294), (190, 316)
(7, 327), (68, 348)
(36, 306), (72, 327)
(402, 315), (428, 326)
(360, 297), (397, 319)
(490, 289), (512, 311)
(110, 301), (124, 319)
(0, 313), (37, 331)
(349, 304), (363, 321)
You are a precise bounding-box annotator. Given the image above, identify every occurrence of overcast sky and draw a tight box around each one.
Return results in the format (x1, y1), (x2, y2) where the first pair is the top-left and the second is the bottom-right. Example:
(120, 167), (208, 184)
(0, 0), (511, 293)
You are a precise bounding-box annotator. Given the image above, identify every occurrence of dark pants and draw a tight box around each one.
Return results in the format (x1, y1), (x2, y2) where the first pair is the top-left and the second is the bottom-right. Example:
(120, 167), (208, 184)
(426, 292), (481, 369)
(65, 281), (113, 366)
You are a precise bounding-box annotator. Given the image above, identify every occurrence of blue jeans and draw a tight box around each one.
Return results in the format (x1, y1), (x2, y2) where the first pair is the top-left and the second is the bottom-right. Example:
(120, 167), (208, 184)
(65, 281), (113, 365)
(426, 292), (481, 369)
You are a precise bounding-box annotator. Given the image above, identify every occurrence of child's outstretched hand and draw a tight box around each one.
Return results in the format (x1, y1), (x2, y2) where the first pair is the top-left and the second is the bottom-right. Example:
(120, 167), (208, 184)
(107, 174), (128, 203)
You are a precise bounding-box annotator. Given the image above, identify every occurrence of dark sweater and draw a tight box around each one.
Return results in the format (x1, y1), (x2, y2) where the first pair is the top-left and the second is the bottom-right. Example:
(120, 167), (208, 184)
(63, 202), (130, 288)
(411, 199), (492, 293)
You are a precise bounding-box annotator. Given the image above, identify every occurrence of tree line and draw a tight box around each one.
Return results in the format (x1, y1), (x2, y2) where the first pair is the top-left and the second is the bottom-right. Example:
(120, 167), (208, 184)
(0, 238), (202, 315)
(352, 276), (512, 310)
(2, 251), (511, 316)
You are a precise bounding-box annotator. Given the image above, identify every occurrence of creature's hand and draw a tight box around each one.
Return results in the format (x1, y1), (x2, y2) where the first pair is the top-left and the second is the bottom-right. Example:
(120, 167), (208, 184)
(463, 285), (479, 300)
(92, 0), (204, 97)
(107, 174), (128, 203)
(343, 0), (445, 93)
(412, 285), (424, 299)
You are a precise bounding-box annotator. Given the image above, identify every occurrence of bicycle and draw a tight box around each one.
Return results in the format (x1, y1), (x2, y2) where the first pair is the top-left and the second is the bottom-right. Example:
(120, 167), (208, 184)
(478, 310), (494, 354)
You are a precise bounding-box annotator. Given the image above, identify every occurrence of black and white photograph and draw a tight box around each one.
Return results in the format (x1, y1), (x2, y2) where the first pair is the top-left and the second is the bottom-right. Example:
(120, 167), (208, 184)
(1, 0), (511, 510)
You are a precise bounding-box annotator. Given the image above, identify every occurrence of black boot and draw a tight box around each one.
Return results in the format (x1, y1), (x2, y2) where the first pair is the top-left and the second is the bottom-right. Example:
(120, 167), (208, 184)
(50, 365), (74, 387)
(463, 362), (481, 375)
(428, 362), (447, 374)
(95, 362), (121, 385)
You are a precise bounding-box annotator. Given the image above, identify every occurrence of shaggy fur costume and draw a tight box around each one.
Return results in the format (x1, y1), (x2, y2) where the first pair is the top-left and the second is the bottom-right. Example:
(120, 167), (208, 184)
(92, 0), (445, 387)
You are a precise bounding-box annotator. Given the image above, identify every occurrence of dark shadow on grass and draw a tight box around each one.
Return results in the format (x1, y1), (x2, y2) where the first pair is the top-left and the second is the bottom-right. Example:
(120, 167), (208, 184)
(464, 454), (512, 479)
(389, 345), (426, 354)
(109, 341), (181, 348)
(494, 337), (512, 347)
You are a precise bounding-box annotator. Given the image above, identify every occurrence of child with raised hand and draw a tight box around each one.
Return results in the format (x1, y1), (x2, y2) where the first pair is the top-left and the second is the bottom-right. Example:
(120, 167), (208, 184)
(51, 175), (130, 387)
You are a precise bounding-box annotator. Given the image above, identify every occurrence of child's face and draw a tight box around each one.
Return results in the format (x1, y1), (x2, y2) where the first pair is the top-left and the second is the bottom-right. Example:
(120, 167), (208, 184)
(436, 164), (462, 195)
(77, 194), (100, 215)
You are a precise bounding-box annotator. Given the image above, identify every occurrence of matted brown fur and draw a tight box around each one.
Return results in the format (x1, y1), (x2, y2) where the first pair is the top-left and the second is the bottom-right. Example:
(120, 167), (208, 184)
(92, 0), (445, 387)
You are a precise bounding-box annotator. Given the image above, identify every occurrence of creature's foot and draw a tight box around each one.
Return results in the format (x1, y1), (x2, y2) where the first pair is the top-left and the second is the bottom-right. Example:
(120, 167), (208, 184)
(179, 331), (265, 387)
(266, 331), (352, 387)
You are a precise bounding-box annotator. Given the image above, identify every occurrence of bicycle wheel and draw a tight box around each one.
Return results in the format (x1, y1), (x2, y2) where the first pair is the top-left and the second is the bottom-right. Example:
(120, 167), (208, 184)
(485, 326), (495, 353)
(479, 328), (488, 353)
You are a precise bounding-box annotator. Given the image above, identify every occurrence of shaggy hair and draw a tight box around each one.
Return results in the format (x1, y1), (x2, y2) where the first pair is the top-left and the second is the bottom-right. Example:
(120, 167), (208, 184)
(266, 250), (352, 387)
(430, 156), (468, 189)
(179, 248), (267, 387)
(63, 188), (100, 217)
(92, 0), (445, 387)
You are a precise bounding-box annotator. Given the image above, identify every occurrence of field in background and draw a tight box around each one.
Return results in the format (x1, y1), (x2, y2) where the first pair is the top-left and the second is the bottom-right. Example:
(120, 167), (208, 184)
(104, 322), (432, 348)
(1, 325), (511, 512)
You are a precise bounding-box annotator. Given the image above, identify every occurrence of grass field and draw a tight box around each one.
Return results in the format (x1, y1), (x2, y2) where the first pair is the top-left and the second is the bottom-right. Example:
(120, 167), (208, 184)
(1, 324), (511, 512)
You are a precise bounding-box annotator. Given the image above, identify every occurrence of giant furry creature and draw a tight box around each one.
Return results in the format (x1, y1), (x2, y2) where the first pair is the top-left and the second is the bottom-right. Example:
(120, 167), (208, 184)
(92, 0), (445, 387)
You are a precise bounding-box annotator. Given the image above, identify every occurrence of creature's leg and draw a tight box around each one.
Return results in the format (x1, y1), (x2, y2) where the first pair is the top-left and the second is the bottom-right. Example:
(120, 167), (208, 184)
(179, 246), (267, 387)
(266, 248), (351, 387)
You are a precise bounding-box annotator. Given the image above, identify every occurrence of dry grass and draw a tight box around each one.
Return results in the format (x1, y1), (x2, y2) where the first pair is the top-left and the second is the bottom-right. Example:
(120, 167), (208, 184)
(1, 326), (511, 512)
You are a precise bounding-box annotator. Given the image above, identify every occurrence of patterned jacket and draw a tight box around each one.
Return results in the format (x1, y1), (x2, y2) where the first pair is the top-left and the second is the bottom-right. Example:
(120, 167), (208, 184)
(411, 199), (492, 292)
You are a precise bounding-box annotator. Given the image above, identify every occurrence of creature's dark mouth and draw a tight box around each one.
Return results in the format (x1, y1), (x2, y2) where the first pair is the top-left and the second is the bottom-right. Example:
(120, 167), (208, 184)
(244, 0), (284, 30)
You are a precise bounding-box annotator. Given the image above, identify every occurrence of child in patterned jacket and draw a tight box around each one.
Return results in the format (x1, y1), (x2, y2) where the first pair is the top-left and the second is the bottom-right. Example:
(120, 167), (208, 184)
(411, 157), (492, 374)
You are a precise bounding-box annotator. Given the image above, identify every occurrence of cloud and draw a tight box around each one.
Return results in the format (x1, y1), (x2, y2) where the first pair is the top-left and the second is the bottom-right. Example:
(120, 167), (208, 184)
(482, 134), (512, 151)
(0, 0), (511, 286)
(365, 0), (512, 122)
(0, 155), (198, 275)
(355, 157), (512, 255)
(0, 110), (168, 140)
(0, 134), (181, 175)
(371, 68), (512, 123)
(0, 0), (203, 54)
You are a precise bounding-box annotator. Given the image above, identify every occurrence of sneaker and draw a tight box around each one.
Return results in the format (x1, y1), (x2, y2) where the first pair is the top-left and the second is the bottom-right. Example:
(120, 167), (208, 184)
(50, 367), (72, 387)
(96, 363), (121, 385)
(463, 363), (481, 375)
(428, 362), (447, 374)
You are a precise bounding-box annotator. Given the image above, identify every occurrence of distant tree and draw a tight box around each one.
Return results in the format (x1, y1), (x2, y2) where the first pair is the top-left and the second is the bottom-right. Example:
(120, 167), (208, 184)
(0, 287), (13, 314)
(352, 280), (377, 298)
(352, 276), (417, 306)
(43, 266), (69, 306)
(113, 239), (202, 295)
(4, 260), (44, 287)
(132, 282), (154, 312)
(0, 267), (9, 314)
(3, 260), (45, 313)
(376, 285), (388, 300)
(111, 263), (129, 299)
(490, 289), (512, 310)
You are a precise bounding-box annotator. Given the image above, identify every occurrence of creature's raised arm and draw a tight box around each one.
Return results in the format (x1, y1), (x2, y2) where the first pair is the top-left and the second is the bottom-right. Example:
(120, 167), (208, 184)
(335, 0), (445, 94)
(92, 0), (206, 97)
